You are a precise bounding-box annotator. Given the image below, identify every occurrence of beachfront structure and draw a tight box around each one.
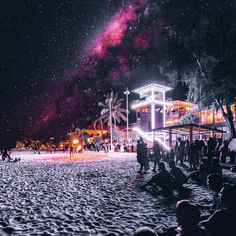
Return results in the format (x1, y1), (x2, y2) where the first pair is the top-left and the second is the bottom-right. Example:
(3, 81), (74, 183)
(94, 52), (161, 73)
(131, 83), (236, 147)
(131, 83), (173, 145)
(166, 102), (236, 138)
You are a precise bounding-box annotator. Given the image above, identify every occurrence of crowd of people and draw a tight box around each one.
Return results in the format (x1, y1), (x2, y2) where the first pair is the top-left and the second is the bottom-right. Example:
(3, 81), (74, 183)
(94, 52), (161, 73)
(133, 136), (236, 236)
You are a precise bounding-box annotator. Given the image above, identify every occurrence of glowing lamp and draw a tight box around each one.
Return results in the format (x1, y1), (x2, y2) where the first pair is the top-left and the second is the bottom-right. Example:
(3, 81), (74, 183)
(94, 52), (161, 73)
(72, 139), (79, 145)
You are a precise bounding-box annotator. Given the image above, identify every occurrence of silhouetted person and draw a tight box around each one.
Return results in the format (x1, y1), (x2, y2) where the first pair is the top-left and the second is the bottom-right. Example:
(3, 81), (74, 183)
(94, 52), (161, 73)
(69, 146), (74, 157)
(137, 137), (148, 174)
(207, 174), (223, 214)
(176, 200), (210, 236)
(215, 138), (222, 159)
(2, 149), (12, 161)
(199, 140), (206, 163)
(219, 140), (228, 164)
(210, 158), (222, 176)
(133, 227), (157, 236)
(176, 138), (185, 166)
(131, 143), (134, 152)
(207, 137), (215, 161)
(201, 183), (236, 236)
(184, 140), (189, 162)
(169, 160), (187, 192)
(187, 158), (211, 185)
(141, 162), (173, 197)
(188, 142), (197, 170)
(153, 141), (161, 172)
(229, 150), (236, 164)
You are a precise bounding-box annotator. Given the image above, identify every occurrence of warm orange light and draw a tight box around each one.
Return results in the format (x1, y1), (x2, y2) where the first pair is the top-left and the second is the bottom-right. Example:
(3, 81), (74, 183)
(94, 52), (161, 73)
(72, 139), (79, 145)
(76, 145), (82, 151)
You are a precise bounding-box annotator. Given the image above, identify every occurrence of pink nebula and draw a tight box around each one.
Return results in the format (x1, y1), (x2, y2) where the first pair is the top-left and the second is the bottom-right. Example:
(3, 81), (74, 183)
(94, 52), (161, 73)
(133, 31), (151, 50)
(89, 4), (137, 58)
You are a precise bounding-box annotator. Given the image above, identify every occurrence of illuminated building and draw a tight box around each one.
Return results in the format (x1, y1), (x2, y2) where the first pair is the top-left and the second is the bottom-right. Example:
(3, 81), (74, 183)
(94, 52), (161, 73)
(132, 83), (172, 131)
(166, 102), (236, 135)
(131, 83), (236, 146)
(165, 101), (198, 126)
(131, 83), (173, 148)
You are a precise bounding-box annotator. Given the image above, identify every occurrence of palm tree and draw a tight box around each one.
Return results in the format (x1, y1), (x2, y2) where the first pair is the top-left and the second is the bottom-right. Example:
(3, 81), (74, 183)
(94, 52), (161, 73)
(95, 90), (127, 132)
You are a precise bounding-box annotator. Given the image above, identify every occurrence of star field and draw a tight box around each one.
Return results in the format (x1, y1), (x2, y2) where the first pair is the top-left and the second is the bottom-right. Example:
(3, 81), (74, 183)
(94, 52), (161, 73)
(1, 0), (233, 146)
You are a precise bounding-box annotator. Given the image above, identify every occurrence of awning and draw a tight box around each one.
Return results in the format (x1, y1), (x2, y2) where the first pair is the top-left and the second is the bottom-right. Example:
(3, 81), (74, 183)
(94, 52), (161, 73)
(153, 123), (225, 135)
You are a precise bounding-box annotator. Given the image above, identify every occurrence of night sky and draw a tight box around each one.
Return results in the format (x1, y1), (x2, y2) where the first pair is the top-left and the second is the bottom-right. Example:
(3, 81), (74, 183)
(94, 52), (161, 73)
(0, 0), (190, 145)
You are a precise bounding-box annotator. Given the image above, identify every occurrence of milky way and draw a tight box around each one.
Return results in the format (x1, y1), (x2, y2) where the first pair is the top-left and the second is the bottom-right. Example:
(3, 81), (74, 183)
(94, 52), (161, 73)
(88, 4), (137, 58)
(0, 0), (233, 145)
(26, 0), (164, 138)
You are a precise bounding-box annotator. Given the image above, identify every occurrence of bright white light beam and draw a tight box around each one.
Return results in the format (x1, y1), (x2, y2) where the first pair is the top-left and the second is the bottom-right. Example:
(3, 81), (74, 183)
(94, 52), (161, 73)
(133, 127), (171, 151)
(131, 100), (172, 109)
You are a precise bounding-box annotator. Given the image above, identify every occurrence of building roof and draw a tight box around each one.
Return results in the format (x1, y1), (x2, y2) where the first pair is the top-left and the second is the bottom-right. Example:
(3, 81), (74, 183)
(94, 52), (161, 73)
(169, 100), (197, 110)
(133, 83), (173, 94)
(153, 123), (225, 135)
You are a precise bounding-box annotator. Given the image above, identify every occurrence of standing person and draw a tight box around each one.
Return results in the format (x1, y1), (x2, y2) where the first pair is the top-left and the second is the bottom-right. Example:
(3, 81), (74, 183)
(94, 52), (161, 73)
(176, 138), (185, 166)
(188, 142), (197, 170)
(194, 140), (200, 167)
(136, 137), (146, 174)
(219, 140), (228, 164)
(184, 140), (190, 162)
(207, 137), (216, 161)
(144, 143), (149, 171)
(199, 140), (206, 163)
(152, 140), (161, 172)
(131, 143), (134, 152)
(69, 145), (74, 157)
(215, 138), (222, 159)
(229, 150), (236, 164)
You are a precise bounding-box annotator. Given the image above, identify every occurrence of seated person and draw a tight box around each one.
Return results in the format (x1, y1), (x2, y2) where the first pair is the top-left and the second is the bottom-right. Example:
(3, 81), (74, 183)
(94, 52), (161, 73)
(210, 158), (222, 176)
(176, 200), (210, 236)
(141, 162), (173, 197)
(169, 160), (187, 191)
(187, 158), (211, 185)
(207, 173), (222, 214)
(2, 149), (12, 161)
(201, 183), (236, 236)
(133, 227), (157, 236)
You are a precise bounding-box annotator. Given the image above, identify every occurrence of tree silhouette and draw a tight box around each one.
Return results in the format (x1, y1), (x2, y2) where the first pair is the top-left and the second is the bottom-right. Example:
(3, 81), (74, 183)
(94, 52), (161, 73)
(95, 90), (127, 132)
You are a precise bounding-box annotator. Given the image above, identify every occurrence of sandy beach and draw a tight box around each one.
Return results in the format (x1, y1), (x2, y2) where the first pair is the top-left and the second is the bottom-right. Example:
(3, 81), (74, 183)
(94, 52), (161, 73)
(0, 151), (234, 235)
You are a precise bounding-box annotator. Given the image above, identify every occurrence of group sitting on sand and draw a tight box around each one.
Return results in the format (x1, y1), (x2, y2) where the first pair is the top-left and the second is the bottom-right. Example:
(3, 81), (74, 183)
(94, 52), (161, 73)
(140, 161), (188, 198)
(132, 183), (236, 236)
(131, 136), (236, 236)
